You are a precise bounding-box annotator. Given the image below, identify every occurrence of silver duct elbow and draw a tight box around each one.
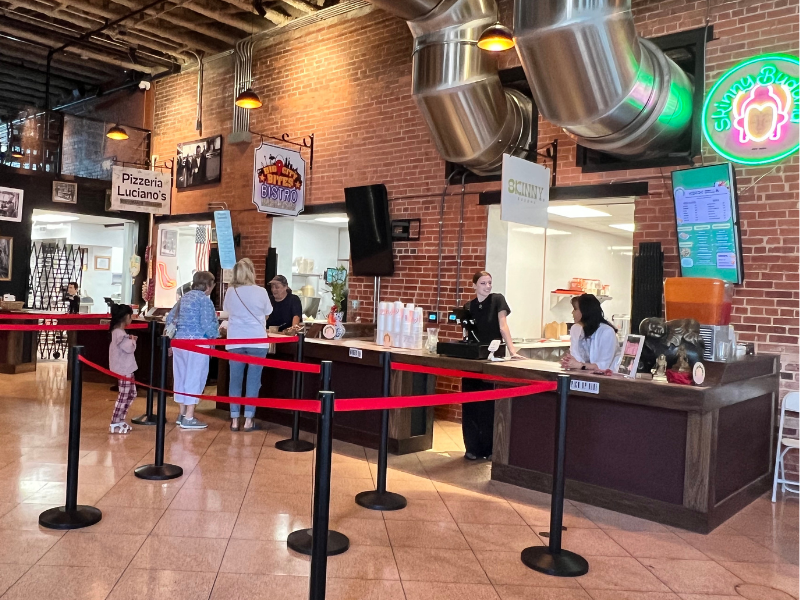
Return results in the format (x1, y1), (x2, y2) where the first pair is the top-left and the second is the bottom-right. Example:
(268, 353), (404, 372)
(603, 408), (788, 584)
(514, 0), (694, 158)
(369, 0), (533, 175)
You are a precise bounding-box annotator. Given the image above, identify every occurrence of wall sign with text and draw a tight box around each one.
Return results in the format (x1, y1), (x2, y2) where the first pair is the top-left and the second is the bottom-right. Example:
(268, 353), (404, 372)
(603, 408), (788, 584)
(702, 53), (799, 166)
(251, 142), (306, 217)
(500, 154), (550, 228)
(110, 166), (171, 215)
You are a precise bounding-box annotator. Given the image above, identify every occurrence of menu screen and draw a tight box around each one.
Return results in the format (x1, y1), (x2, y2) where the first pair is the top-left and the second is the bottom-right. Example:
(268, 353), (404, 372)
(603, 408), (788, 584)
(671, 164), (743, 284)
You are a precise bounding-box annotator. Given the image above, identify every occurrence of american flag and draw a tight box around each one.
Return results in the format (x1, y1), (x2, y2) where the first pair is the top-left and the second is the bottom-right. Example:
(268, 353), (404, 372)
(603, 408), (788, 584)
(195, 226), (210, 272)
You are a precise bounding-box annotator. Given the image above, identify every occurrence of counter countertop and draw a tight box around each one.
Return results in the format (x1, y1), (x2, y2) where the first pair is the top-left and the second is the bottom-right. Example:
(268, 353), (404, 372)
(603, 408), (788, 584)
(293, 336), (778, 413)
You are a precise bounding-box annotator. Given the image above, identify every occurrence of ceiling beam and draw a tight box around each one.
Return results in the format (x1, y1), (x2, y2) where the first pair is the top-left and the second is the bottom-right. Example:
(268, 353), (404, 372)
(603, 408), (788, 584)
(0, 22), (165, 73)
(110, 0), (241, 45)
(0, 41), (116, 80)
(281, 0), (318, 13)
(184, 0), (269, 34)
(0, 59), (79, 90)
(218, 0), (291, 25)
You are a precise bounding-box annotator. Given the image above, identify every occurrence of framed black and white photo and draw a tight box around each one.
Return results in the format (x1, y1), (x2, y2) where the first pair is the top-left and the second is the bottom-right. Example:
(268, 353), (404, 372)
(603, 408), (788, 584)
(0, 236), (12, 281)
(176, 135), (222, 189)
(0, 187), (23, 222)
(52, 181), (78, 204)
(159, 229), (177, 258)
(94, 256), (111, 271)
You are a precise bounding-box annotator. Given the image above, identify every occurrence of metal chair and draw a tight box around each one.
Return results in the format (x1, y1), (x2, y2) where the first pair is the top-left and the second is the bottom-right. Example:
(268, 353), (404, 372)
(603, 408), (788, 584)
(772, 391), (799, 502)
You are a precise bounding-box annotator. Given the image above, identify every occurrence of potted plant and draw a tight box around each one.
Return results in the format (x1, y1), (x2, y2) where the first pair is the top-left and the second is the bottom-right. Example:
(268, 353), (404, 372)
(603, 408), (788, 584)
(324, 266), (348, 337)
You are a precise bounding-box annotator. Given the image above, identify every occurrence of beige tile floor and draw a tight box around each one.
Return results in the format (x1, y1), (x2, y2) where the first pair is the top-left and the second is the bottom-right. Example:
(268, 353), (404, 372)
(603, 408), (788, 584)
(0, 363), (797, 600)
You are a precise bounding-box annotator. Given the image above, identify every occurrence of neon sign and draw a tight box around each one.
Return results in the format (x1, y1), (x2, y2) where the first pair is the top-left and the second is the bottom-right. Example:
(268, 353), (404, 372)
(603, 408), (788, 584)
(702, 54), (799, 165)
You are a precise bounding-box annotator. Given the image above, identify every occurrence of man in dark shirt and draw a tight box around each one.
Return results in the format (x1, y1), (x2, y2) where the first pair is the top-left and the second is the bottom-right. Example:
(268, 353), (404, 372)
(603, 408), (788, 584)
(65, 282), (80, 314)
(266, 275), (303, 332)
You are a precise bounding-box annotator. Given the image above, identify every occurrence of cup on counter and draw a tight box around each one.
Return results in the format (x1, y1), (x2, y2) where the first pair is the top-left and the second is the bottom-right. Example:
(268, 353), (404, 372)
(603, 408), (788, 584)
(736, 344), (747, 358)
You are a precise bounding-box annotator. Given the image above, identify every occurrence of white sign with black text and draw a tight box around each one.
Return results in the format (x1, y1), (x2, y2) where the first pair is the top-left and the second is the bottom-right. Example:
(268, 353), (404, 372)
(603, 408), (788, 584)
(570, 379), (600, 395)
(501, 154), (550, 228)
(110, 165), (171, 215)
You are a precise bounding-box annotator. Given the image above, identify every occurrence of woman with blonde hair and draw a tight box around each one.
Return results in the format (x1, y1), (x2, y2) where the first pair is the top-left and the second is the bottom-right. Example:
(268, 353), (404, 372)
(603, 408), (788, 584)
(223, 258), (273, 431)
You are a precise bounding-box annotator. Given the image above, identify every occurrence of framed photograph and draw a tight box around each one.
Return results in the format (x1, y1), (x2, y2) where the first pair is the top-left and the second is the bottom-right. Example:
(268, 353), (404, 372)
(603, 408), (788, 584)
(0, 236), (12, 281)
(617, 334), (645, 378)
(0, 187), (23, 222)
(52, 181), (78, 204)
(159, 228), (177, 258)
(94, 256), (111, 271)
(176, 135), (222, 190)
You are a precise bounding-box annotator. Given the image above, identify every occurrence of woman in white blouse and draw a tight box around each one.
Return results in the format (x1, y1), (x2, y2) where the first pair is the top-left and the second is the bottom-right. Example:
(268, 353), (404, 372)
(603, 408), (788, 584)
(223, 258), (273, 432)
(561, 294), (620, 372)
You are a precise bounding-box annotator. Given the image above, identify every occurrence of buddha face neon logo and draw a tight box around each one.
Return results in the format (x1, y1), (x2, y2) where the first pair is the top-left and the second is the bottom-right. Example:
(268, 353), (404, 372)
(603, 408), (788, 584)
(702, 54), (799, 165)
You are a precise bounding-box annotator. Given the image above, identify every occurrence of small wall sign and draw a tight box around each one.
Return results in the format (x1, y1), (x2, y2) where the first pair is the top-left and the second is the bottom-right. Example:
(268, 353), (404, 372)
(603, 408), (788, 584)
(702, 53), (799, 166)
(252, 142), (306, 217)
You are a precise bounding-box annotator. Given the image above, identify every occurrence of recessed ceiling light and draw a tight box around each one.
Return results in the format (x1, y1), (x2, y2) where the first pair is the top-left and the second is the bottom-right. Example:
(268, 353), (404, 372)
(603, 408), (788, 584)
(33, 214), (79, 223)
(609, 223), (635, 232)
(514, 226), (571, 236)
(547, 205), (611, 218)
(315, 217), (349, 223)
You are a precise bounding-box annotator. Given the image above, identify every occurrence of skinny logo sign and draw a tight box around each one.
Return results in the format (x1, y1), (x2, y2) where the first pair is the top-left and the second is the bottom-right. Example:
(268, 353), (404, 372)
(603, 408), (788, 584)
(501, 155), (550, 228)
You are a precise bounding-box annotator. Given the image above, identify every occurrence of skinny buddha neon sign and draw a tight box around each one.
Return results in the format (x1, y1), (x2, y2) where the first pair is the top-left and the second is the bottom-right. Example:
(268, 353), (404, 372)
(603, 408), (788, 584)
(702, 54), (799, 165)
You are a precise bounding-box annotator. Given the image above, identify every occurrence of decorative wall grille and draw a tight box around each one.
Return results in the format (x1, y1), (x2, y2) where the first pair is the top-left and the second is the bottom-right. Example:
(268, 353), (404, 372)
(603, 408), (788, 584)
(27, 241), (84, 360)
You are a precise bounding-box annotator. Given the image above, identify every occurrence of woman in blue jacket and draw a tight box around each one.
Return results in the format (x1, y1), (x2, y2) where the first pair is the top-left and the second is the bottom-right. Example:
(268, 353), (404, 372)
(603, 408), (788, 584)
(166, 271), (219, 429)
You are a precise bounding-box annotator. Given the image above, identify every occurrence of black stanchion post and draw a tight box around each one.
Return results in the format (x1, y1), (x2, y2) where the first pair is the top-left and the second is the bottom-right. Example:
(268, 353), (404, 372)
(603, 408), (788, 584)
(355, 353), (407, 511)
(135, 335), (183, 481)
(276, 332), (315, 453)
(521, 374), (588, 577)
(287, 361), (349, 558)
(132, 320), (158, 425)
(40, 345), (102, 529)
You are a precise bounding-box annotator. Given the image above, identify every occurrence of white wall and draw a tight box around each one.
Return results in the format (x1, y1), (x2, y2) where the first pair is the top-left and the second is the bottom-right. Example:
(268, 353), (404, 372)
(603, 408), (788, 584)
(486, 208), (633, 341)
(271, 217), (295, 279)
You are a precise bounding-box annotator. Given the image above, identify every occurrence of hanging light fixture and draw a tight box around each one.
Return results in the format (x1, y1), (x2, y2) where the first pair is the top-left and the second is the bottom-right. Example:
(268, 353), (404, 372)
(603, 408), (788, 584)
(106, 124), (129, 140)
(235, 88), (262, 109)
(10, 145), (24, 158)
(477, 22), (515, 51)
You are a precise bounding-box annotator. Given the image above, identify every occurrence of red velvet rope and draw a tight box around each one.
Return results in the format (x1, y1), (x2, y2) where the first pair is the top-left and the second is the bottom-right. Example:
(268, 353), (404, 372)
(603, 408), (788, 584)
(170, 339), (321, 374)
(0, 313), (112, 320)
(334, 380), (557, 412)
(0, 323), (149, 331)
(391, 361), (538, 385)
(77, 355), (322, 413)
(173, 336), (299, 346)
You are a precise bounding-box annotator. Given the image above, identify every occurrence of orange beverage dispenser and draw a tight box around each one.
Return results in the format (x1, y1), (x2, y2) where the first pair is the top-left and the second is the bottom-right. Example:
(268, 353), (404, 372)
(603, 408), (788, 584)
(664, 277), (734, 325)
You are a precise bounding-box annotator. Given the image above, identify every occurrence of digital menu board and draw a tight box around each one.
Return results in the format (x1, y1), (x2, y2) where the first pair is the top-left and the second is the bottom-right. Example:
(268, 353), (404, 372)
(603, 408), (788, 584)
(671, 164), (744, 284)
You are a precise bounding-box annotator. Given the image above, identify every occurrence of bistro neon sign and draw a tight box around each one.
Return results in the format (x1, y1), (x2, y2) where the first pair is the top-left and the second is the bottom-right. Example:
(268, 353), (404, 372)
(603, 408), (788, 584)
(702, 53), (799, 165)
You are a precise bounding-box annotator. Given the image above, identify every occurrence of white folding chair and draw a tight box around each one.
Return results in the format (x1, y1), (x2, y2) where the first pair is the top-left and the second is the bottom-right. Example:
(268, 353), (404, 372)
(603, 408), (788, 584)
(772, 391), (799, 502)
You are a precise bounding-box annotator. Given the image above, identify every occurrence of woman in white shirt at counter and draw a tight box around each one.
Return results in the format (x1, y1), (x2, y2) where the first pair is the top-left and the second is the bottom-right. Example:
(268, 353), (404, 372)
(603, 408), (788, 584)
(223, 258), (273, 432)
(561, 293), (621, 372)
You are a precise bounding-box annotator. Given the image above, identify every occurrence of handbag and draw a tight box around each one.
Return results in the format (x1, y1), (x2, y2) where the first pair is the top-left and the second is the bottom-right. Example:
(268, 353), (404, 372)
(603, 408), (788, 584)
(164, 297), (182, 339)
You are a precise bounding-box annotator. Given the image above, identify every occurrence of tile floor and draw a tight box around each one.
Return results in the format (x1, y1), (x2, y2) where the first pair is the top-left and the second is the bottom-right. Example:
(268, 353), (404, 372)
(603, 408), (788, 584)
(0, 363), (796, 600)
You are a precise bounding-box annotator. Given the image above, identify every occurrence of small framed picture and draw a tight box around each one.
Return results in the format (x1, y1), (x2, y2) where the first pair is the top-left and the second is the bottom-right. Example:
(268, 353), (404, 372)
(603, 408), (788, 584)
(52, 181), (77, 204)
(94, 256), (111, 270)
(0, 236), (12, 281)
(617, 334), (644, 378)
(159, 229), (177, 258)
(0, 187), (23, 222)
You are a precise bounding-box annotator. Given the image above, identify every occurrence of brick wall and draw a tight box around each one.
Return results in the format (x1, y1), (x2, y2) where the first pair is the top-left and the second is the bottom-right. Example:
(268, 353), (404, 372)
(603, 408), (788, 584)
(152, 1), (799, 456)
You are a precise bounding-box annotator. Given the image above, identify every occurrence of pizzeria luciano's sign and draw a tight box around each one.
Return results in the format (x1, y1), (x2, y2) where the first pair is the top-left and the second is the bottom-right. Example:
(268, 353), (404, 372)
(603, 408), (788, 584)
(702, 53), (799, 166)
(251, 141), (306, 217)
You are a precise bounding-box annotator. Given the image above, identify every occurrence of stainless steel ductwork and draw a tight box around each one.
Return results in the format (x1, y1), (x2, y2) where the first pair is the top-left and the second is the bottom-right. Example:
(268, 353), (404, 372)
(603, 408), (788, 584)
(369, 0), (533, 175)
(514, 0), (694, 158)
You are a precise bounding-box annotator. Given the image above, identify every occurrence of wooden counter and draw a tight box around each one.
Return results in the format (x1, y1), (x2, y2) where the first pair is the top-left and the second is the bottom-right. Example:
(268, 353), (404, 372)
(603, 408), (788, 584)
(0, 329), (37, 374)
(484, 355), (779, 533)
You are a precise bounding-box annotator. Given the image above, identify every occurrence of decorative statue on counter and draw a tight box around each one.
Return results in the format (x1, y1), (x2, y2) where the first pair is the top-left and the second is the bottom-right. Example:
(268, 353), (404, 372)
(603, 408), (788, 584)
(652, 354), (668, 381)
(638, 317), (704, 373)
(673, 346), (690, 372)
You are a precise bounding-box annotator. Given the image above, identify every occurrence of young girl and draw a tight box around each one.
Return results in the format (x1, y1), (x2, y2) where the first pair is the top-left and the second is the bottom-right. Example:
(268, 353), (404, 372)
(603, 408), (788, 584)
(109, 304), (138, 434)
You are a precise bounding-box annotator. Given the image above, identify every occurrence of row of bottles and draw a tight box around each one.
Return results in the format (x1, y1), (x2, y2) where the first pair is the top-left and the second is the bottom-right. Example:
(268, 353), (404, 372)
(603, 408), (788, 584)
(376, 301), (424, 349)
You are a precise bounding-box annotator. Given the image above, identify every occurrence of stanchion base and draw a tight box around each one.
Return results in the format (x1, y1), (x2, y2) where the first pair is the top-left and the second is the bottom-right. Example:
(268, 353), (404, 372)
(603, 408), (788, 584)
(521, 546), (589, 577)
(355, 490), (407, 511)
(275, 438), (315, 453)
(39, 505), (102, 530)
(287, 528), (349, 556)
(134, 463), (183, 480)
(131, 414), (158, 426)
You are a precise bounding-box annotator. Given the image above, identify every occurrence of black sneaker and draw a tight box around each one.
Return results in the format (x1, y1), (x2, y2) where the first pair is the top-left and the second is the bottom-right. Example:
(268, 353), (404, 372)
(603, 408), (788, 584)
(465, 452), (478, 461)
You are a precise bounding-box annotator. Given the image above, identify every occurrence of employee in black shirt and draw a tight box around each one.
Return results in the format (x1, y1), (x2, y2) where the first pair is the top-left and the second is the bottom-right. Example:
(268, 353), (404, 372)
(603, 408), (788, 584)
(267, 275), (303, 332)
(462, 271), (523, 460)
(65, 282), (81, 314)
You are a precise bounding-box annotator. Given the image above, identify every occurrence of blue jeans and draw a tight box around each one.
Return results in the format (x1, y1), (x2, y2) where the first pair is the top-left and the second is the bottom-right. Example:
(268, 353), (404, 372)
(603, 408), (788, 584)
(228, 346), (268, 419)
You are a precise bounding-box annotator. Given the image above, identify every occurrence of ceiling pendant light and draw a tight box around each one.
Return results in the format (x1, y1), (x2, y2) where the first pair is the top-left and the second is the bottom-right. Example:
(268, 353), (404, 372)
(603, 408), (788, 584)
(106, 124), (129, 140)
(10, 146), (24, 158)
(235, 88), (262, 109)
(477, 22), (515, 52)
